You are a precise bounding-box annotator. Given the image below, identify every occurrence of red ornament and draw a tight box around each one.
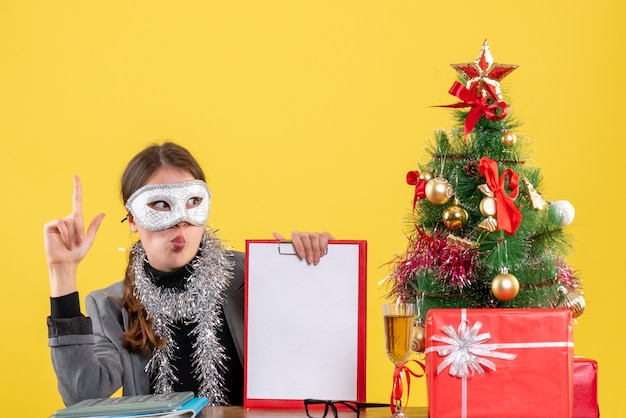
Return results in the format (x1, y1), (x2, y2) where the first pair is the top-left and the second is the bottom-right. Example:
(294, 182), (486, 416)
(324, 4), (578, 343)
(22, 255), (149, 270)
(451, 39), (518, 102)
(406, 170), (427, 209)
(479, 157), (522, 236)
(442, 81), (509, 140)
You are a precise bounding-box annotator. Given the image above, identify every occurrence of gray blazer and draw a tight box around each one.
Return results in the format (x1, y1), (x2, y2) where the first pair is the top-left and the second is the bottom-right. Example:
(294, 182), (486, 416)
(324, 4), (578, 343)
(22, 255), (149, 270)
(47, 251), (245, 406)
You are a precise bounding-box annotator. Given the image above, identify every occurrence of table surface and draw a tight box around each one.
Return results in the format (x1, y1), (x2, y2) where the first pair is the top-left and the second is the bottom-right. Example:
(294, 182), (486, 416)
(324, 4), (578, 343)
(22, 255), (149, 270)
(199, 406), (428, 417)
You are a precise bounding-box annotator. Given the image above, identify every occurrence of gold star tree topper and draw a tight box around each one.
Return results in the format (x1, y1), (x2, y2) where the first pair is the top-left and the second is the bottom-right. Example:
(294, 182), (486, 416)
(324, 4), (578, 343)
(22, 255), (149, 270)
(451, 39), (518, 102)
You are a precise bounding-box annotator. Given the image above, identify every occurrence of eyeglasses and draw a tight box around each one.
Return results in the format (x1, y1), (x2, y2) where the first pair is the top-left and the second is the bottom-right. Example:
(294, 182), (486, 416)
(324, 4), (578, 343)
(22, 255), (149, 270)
(304, 399), (389, 418)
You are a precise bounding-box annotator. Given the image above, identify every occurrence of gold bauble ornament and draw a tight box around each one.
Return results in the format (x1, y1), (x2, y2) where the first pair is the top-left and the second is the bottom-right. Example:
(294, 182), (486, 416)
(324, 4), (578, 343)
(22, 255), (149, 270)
(442, 204), (469, 230)
(479, 196), (497, 217)
(425, 177), (453, 204)
(560, 290), (586, 318)
(411, 324), (426, 353)
(501, 131), (517, 146)
(491, 271), (520, 301)
(420, 171), (434, 182)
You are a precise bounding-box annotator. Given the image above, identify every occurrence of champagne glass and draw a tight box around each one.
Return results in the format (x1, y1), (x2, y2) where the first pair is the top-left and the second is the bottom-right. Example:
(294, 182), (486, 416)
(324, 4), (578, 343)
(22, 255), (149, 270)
(383, 303), (415, 418)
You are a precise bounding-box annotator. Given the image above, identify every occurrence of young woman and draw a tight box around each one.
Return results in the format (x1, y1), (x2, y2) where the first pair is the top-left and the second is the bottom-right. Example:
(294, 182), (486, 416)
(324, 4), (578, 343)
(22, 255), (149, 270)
(44, 142), (333, 406)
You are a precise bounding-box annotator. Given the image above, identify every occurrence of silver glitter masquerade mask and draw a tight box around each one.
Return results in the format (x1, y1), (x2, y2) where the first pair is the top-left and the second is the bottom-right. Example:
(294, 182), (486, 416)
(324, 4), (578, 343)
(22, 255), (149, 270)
(125, 180), (211, 231)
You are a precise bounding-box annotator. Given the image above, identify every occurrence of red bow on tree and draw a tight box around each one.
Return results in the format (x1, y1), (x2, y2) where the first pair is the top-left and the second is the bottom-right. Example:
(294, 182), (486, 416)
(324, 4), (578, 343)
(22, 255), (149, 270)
(406, 171), (427, 210)
(441, 81), (509, 140)
(479, 157), (522, 235)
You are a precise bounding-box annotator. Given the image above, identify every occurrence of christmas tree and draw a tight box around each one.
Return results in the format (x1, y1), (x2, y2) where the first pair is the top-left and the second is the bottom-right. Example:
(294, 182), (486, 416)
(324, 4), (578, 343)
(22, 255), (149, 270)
(386, 40), (585, 336)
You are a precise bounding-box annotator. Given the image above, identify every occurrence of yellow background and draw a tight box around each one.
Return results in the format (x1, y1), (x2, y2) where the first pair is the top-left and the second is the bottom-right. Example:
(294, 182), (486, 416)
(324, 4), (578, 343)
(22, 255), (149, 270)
(0, 1), (623, 416)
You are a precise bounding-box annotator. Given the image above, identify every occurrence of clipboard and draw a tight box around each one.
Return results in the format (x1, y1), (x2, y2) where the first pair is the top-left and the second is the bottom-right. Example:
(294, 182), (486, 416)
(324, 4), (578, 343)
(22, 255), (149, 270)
(243, 240), (367, 409)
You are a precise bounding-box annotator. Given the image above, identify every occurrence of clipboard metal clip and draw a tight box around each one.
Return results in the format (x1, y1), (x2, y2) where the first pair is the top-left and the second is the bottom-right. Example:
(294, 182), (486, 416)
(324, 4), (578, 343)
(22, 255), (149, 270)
(277, 240), (328, 255)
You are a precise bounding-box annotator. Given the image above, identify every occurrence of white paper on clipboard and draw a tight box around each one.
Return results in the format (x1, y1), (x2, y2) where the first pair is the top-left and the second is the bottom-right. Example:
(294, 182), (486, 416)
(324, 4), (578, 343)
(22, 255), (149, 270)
(244, 240), (367, 408)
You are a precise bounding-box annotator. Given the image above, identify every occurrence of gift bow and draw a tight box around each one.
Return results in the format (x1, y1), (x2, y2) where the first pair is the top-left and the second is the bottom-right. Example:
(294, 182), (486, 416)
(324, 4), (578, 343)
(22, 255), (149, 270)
(390, 360), (425, 414)
(406, 171), (427, 209)
(440, 81), (509, 140)
(479, 156), (522, 236)
(429, 319), (516, 378)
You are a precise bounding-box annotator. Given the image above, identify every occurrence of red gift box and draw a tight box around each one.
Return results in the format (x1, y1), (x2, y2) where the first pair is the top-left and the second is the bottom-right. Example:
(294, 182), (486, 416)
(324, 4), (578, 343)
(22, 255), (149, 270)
(573, 357), (599, 418)
(425, 308), (573, 418)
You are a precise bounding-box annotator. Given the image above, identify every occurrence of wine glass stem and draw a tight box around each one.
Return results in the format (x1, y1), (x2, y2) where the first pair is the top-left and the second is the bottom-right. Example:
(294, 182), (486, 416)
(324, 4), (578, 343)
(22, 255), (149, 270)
(393, 398), (405, 417)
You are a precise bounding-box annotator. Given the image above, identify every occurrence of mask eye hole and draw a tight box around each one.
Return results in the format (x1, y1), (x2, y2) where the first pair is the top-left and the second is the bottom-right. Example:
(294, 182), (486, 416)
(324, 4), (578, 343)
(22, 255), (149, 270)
(148, 201), (171, 211)
(186, 196), (203, 209)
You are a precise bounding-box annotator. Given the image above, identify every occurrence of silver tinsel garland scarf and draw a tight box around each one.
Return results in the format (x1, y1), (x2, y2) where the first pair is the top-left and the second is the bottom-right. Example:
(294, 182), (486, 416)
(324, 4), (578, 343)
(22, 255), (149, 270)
(130, 229), (234, 405)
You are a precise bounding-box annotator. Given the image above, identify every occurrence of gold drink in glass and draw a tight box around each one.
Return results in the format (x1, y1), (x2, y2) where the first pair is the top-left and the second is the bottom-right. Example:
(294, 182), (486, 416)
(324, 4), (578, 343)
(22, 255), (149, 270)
(383, 303), (415, 417)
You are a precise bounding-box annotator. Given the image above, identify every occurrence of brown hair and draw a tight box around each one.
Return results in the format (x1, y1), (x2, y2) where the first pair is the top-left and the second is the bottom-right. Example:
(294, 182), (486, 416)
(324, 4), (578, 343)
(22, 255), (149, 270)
(121, 141), (205, 356)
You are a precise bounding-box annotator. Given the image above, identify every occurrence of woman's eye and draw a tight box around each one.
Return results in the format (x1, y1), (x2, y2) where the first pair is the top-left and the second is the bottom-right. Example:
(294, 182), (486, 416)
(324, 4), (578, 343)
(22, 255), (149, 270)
(187, 197), (203, 209)
(148, 201), (171, 211)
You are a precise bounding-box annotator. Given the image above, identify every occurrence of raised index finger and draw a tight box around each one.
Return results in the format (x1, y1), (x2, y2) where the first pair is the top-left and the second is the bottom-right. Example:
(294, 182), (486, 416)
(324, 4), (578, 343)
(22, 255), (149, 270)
(72, 175), (85, 230)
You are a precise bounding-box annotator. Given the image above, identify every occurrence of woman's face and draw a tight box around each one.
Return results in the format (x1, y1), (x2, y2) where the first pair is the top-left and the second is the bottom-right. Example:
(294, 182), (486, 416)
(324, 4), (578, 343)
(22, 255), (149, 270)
(127, 165), (206, 272)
